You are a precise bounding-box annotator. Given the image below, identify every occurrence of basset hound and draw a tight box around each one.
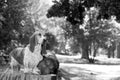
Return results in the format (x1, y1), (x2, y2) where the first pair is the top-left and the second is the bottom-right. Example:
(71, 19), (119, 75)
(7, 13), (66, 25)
(10, 31), (46, 74)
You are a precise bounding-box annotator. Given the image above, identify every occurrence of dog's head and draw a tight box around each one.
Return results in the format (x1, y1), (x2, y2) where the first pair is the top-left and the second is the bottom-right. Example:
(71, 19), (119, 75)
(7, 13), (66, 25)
(29, 31), (46, 52)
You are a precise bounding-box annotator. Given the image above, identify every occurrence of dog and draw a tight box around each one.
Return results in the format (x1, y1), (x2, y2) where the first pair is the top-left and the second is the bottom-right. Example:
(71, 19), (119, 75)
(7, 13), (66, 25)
(9, 31), (46, 74)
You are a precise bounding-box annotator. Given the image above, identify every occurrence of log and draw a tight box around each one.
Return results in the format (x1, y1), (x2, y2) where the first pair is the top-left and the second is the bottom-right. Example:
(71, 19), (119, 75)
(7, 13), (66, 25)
(0, 69), (56, 80)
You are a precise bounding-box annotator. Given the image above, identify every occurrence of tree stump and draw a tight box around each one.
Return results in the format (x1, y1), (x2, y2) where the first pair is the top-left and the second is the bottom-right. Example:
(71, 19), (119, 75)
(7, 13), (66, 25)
(0, 69), (56, 80)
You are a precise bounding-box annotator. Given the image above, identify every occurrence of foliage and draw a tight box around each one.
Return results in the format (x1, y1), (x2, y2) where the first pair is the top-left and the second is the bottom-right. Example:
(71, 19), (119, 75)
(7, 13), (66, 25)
(97, 0), (120, 21)
(47, 0), (120, 59)
(0, 0), (50, 51)
(45, 32), (58, 51)
(69, 38), (82, 54)
(85, 8), (113, 45)
(0, 0), (30, 50)
(47, 0), (85, 25)
(47, 0), (120, 24)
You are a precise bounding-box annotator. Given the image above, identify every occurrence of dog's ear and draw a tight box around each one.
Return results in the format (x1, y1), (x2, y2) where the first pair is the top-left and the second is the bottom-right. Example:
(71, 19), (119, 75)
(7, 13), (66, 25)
(29, 34), (36, 52)
(34, 34), (39, 45)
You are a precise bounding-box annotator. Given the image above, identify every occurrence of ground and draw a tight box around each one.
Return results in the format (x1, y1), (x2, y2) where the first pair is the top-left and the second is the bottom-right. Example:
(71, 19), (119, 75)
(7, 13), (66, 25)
(57, 54), (120, 80)
(60, 63), (120, 80)
(1, 54), (120, 80)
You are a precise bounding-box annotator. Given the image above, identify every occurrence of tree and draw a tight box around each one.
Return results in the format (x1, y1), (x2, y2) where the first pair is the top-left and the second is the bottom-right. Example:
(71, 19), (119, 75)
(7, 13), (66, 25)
(45, 32), (58, 51)
(0, 0), (30, 51)
(0, 0), (52, 52)
(47, 0), (120, 59)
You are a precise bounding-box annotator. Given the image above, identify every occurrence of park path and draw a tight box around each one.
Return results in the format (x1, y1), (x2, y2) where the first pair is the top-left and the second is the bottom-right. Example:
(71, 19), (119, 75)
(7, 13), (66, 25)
(60, 63), (120, 80)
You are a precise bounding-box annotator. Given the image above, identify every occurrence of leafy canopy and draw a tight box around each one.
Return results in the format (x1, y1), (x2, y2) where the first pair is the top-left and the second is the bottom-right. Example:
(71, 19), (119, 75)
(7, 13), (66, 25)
(47, 0), (120, 56)
(47, 0), (120, 24)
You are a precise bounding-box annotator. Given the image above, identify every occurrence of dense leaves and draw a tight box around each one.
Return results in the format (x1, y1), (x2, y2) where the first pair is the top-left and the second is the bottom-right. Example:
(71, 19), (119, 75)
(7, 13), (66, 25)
(47, 0), (120, 59)
(95, 0), (120, 21)
(47, 0), (85, 25)
(99, 0), (120, 20)
(0, 0), (35, 51)
(47, 0), (120, 23)
(0, 0), (25, 50)
(45, 33), (58, 50)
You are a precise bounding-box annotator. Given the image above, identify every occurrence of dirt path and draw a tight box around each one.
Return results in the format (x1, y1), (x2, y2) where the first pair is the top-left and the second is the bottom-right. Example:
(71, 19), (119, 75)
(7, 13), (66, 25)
(60, 63), (120, 80)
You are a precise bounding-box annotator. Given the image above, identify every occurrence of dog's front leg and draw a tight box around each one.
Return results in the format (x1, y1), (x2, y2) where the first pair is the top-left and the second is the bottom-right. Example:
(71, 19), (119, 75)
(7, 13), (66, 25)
(23, 60), (30, 73)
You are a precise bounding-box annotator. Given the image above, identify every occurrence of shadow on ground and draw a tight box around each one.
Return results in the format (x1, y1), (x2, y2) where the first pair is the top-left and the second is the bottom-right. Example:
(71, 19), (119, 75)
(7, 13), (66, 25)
(59, 67), (97, 80)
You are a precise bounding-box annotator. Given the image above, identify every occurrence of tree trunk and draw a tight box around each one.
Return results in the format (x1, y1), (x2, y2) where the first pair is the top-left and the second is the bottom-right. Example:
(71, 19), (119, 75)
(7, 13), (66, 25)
(108, 48), (111, 58)
(93, 42), (98, 57)
(117, 43), (120, 58)
(93, 48), (97, 57)
(108, 45), (116, 58)
(112, 52), (115, 58)
(81, 41), (89, 59)
(89, 43), (92, 56)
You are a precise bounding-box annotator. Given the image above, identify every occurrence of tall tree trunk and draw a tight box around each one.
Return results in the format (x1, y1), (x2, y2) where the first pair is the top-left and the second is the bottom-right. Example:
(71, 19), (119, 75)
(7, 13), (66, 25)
(81, 41), (89, 59)
(112, 52), (115, 58)
(89, 43), (92, 56)
(108, 48), (111, 58)
(93, 48), (97, 57)
(117, 43), (120, 58)
(93, 42), (98, 57)
(108, 41), (116, 58)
